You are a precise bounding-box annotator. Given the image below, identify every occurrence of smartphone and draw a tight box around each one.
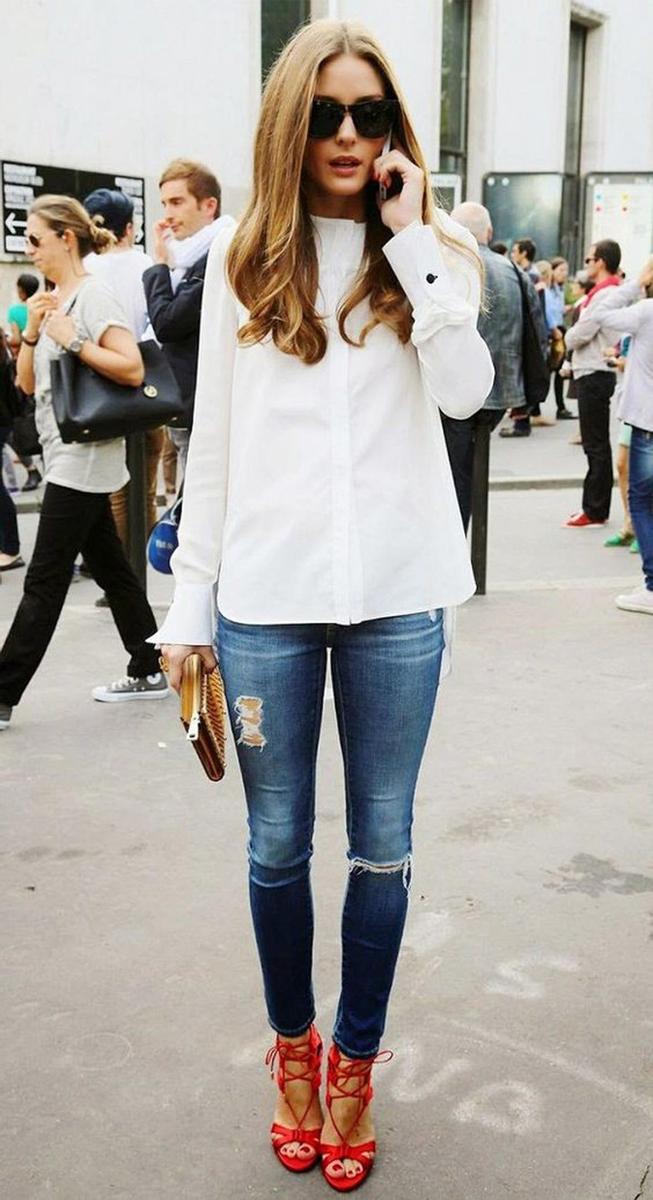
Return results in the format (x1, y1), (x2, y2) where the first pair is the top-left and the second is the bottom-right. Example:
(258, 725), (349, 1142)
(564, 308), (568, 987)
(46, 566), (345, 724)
(378, 131), (403, 201)
(378, 133), (392, 202)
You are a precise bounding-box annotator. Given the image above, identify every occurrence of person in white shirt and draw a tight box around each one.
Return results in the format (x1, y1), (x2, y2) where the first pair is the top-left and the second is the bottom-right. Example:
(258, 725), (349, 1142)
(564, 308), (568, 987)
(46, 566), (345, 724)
(155, 19), (493, 1190)
(591, 256), (653, 614)
(83, 188), (162, 550)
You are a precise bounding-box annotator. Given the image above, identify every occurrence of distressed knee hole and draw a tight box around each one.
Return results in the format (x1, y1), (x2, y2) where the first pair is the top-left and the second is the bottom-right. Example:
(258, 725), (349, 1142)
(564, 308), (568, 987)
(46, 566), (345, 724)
(234, 696), (267, 749)
(348, 853), (412, 892)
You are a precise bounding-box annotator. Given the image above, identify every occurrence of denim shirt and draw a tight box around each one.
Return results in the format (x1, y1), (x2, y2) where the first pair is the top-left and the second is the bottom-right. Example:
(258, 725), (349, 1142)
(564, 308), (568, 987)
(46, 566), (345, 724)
(544, 283), (565, 332)
(477, 245), (526, 410)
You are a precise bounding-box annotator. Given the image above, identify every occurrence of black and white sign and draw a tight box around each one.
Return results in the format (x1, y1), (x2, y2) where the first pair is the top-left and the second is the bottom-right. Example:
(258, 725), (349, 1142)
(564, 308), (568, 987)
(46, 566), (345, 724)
(1, 161), (146, 255)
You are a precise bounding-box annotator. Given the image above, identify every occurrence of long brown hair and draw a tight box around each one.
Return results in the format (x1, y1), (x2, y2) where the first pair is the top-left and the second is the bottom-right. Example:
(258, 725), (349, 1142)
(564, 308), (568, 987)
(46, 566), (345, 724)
(227, 19), (481, 365)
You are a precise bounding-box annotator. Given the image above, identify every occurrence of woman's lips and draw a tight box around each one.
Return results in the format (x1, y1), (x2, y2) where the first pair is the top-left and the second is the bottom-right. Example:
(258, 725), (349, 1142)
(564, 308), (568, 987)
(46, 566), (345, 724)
(329, 158), (362, 176)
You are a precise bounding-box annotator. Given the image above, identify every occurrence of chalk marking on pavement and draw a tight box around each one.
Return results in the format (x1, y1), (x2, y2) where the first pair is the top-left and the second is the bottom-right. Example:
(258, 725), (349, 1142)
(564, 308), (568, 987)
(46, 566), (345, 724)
(436, 1017), (653, 1121)
(484, 954), (579, 999)
(64, 1032), (134, 1071)
(388, 1044), (472, 1102)
(401, 909), (454, 956)
(453, 1081), (542, 1135)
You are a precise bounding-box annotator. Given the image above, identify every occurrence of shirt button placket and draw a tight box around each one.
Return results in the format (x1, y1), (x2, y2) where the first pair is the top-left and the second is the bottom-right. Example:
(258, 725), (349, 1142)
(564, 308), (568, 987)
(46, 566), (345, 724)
(327, 280), (352, 626)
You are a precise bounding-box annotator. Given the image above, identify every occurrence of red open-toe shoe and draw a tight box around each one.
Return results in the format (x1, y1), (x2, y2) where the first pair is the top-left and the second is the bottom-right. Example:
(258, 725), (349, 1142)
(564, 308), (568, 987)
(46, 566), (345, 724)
(320, 1043), (393, 1193)
(265, 1024), (323, 1173)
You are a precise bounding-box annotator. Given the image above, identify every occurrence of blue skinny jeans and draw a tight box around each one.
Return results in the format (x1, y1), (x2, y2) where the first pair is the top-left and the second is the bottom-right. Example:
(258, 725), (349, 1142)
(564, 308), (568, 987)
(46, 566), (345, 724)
(628, 426), (653, 590)
(216, 609), (444, 1059)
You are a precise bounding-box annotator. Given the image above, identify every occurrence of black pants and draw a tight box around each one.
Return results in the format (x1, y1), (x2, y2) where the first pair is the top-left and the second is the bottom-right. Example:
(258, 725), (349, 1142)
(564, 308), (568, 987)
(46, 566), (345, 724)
(0, 482), (159, 707)
(576, 372), (616, 521)
(441, 409), (505, 532)
(553, 368), (566, 413)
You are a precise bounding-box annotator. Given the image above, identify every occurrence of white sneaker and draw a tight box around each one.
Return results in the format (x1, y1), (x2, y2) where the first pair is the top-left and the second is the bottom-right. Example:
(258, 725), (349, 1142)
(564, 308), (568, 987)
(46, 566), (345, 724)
(92, 673), (170, 702)
(615, 586), (653, 615)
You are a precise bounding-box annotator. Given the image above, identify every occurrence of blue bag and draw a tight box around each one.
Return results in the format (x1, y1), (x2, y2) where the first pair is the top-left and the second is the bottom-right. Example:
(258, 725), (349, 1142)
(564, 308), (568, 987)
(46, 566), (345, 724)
(147, 493), (182, 574)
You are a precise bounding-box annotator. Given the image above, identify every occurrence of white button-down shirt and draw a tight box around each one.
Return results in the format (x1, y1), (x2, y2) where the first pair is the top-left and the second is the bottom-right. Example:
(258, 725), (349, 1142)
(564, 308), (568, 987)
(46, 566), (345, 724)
(152, 213), (494, 672)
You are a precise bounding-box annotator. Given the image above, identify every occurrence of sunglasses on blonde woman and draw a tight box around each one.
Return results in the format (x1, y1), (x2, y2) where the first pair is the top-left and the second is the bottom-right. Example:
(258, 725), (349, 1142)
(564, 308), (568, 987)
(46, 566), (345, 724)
(27, 231), (64, 249)
(308, 98), (398, 140)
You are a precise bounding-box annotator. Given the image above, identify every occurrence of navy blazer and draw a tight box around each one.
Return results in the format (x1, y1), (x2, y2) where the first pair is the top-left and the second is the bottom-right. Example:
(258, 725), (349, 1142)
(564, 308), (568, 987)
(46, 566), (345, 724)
(143, 252), (209, 428)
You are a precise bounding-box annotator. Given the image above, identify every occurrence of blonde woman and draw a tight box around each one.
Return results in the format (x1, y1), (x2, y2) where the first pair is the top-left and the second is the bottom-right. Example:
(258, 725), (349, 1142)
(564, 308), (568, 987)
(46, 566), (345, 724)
(0, 196), (168, 733)
(156, 20), (493, 1191)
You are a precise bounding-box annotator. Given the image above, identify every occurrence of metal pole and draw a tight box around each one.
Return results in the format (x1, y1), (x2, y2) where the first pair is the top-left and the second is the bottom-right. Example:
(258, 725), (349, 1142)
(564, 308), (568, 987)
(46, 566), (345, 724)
(470, 420), (491, 596)
(126, 432), (147, 595)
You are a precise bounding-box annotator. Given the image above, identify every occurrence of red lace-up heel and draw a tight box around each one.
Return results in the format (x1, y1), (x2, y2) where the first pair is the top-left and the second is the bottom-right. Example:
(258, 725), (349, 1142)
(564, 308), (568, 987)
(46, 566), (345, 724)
(320, 1043), (393, 1192)
(265, 1024), (323, 1173)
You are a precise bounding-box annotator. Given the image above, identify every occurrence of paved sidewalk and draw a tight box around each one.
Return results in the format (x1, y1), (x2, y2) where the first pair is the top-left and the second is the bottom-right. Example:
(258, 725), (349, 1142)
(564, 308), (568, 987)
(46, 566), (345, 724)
(1, 485), (651, 1200)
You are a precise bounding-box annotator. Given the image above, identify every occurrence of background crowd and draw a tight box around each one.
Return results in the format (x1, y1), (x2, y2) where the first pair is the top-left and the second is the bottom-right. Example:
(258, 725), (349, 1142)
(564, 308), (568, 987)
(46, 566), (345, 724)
(1, 162), (652, 734)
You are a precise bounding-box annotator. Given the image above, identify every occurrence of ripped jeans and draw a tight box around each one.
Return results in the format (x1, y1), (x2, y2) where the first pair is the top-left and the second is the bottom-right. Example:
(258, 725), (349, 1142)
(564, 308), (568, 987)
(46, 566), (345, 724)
(216, 609), (444, 1059)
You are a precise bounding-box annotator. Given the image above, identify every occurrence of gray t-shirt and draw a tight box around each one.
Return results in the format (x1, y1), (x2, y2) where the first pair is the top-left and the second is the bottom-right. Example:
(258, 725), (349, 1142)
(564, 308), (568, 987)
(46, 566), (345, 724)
(34, 277), (130, 493)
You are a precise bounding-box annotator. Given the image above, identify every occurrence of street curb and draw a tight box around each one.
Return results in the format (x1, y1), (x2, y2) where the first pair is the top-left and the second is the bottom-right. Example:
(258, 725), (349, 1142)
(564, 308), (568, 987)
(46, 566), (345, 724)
(489, 476), (583, 491)
(11, 478), (586, 515)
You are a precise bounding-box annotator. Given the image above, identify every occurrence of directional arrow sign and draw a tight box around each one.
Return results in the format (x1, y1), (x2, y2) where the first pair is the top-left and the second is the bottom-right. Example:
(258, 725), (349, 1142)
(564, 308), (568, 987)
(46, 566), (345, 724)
(5, 212), (27, 235)
(2, 161), (146, 255)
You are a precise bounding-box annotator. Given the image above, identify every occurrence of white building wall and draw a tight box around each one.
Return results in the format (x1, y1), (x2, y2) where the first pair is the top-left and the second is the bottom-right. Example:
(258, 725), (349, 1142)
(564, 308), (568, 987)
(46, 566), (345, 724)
(467, 0), (571, 200)
(581, 0), (653, 174)
(468, 0), (653, 202)
(324, 0), (442, 167)
(0, 0), (260, 308)
(1, 0), (652, 312)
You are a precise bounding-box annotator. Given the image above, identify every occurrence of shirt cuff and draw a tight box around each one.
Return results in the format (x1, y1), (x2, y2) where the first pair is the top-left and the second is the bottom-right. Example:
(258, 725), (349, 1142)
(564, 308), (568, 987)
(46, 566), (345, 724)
(383, 220), (475, 340)
(382, 220), (456, 309)
(146, 581), (216, 646)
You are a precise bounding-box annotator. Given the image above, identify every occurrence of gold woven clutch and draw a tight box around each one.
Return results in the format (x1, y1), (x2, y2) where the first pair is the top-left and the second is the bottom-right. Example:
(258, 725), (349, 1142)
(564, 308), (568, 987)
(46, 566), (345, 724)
(180, 654), (227, 782)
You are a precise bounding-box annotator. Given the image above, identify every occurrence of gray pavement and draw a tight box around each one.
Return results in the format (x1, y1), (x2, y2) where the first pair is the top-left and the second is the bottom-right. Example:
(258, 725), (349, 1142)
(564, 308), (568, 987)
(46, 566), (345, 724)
(1, 428), (652, 1200)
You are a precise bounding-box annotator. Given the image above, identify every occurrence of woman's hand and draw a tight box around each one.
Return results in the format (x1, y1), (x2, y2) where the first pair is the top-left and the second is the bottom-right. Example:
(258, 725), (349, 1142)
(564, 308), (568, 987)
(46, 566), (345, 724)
(44, 310), (78, 349)
(160, 644), (217, 694)
(24, 292), (57, 340)
(374, 147), (425, 236)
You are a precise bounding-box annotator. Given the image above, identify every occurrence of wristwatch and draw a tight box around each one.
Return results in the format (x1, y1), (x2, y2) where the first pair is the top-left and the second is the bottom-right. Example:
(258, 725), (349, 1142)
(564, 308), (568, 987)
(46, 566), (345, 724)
(68, 335), (85, 355)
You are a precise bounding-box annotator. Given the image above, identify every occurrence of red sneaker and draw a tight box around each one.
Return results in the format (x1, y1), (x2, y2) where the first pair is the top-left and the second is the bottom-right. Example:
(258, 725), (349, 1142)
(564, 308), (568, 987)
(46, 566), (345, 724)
(563, 512), (606, 528)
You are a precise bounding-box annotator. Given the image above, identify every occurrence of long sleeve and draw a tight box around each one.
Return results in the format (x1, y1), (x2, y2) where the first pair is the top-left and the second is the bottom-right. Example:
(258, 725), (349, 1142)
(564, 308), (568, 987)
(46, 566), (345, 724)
(143, 261), (206, 342)
(589, 279), (645, 337)
(383, 220), (494, 418)
(149, 228), (239, 646)
(564, 286), (631, 350)
(598, 300), (650, 338)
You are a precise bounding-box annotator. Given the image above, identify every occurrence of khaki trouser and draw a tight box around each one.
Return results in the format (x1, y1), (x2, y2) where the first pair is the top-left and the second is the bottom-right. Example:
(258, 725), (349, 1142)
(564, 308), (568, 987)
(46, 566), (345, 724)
(110, 427), (165, 550)
(161, 428), (178, 495)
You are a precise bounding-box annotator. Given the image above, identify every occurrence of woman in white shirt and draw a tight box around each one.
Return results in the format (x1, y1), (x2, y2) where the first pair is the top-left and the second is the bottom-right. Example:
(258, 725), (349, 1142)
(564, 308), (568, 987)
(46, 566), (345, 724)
(157, 20), (493, 1191)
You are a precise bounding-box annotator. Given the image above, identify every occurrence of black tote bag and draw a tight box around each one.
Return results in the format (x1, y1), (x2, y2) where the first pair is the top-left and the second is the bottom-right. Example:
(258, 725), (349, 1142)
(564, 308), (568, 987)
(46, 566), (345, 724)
(50, 340), (185, 444)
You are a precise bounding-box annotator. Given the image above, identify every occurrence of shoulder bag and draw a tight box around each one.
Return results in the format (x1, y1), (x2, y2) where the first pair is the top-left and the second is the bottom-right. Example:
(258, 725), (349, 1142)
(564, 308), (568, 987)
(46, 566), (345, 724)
(51, 338), (186, 444)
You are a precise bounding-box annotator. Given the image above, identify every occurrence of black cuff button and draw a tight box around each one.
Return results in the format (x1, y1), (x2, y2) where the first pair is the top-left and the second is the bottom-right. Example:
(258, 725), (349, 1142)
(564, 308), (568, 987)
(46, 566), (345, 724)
(426, 272), (438, 284)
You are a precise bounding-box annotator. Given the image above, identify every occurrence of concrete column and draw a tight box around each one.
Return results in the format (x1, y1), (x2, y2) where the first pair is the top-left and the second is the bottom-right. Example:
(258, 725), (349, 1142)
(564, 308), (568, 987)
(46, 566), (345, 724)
(333, 0), (443, 168)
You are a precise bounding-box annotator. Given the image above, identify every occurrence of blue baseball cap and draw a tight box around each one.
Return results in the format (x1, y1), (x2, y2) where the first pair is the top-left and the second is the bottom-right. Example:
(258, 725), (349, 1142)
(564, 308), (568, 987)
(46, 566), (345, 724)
(83, 188), (134, 239)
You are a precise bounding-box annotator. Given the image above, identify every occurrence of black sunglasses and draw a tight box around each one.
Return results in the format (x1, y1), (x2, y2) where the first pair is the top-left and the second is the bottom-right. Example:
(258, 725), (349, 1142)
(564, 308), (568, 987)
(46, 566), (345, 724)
(308, 98), (398, 140)
(27, 230), (64, 249)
